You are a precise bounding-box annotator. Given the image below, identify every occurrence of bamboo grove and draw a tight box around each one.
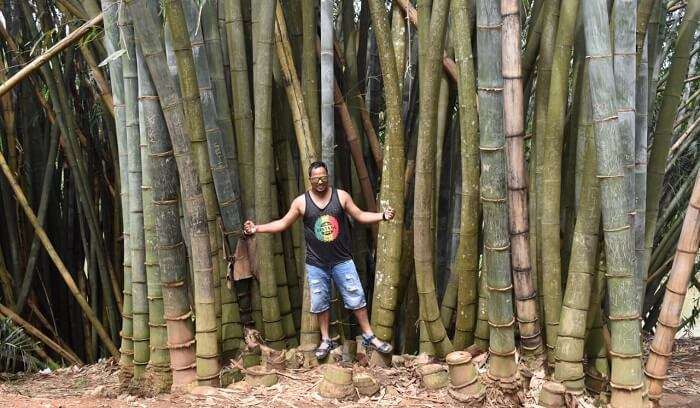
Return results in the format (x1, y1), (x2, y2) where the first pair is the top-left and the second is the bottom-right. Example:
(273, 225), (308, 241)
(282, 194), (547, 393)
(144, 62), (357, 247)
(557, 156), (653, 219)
(0, 0), (698, 406)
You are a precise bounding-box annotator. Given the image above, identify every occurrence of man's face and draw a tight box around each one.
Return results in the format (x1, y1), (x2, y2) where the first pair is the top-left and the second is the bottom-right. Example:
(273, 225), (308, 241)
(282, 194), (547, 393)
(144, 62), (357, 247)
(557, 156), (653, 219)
(309, 167), (329, 193)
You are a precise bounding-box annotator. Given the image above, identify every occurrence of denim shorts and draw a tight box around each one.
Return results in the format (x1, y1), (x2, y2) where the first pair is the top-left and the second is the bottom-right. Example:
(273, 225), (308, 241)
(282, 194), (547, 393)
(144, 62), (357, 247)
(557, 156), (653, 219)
(306, 259), (367, 313)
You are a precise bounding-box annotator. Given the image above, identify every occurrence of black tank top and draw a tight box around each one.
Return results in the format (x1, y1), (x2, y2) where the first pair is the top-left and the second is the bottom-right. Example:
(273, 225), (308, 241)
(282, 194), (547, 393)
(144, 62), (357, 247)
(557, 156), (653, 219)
(303, 188), (353, 268)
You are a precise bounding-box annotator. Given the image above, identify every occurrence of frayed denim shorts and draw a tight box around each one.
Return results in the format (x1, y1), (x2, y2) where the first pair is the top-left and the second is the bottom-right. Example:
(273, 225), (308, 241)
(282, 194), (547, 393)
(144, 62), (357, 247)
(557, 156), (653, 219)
(306, 259), (367, 314)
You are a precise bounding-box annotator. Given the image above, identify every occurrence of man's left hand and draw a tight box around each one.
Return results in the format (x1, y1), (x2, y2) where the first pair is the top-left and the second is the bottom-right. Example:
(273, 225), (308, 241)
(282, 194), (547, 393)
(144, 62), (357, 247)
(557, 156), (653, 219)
(383, 207), (395, 221)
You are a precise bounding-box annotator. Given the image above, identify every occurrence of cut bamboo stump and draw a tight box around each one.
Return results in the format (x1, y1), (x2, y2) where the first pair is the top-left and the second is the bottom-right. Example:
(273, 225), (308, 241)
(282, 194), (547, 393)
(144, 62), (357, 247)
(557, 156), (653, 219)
(262, 347), (286, 370)
(299, 343), (319, 368)
(241, 348), (261, 368)
(244, 365), (278, 387)
(539, 381), (566, 407)
(446, 351), (485, 402)
(284, 348), (301, 369)
(318, 364), (355, 400)
(417, 364), (449, 390)
(353, 372), (380, 396)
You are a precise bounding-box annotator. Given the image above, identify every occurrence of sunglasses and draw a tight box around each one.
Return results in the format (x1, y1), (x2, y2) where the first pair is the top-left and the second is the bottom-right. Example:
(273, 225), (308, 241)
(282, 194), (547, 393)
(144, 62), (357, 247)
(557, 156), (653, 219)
(309, 176), (328, 184)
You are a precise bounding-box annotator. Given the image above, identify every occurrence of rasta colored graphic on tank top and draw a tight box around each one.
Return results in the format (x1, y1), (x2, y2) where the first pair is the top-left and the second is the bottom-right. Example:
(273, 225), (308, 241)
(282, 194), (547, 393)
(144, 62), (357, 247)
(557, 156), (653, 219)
(314, 214), (340, 242)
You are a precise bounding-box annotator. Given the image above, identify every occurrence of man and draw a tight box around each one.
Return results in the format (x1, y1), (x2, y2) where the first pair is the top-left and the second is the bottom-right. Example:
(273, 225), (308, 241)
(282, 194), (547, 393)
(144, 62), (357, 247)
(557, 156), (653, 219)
(243, 161), (394, 359)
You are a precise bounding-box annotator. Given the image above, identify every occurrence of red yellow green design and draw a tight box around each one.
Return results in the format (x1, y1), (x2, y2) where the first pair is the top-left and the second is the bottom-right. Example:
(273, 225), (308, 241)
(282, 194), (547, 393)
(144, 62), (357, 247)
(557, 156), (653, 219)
(314, 214), (340, 242)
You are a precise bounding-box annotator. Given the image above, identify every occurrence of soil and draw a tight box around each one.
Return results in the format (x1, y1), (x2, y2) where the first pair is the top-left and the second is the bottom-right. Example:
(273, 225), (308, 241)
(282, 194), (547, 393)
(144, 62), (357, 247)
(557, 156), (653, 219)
(1, 338), (699, 408)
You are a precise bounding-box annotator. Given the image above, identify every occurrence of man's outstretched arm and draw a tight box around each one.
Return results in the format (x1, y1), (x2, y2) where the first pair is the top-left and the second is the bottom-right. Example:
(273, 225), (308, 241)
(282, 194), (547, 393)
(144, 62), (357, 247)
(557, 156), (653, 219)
(243, 196), (302, 235)
(339, 190), (394, 224)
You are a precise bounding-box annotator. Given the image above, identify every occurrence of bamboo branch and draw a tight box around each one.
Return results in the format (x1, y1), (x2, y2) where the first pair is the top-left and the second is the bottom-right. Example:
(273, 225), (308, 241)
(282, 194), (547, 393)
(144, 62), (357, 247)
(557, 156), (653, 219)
(0, 13), (103, 97)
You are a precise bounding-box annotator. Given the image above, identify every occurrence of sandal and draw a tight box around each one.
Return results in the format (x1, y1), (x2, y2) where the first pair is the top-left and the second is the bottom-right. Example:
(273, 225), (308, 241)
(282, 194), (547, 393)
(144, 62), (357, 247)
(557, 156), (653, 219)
(315, 338), (337, 360)
(362, 333), (393, 354)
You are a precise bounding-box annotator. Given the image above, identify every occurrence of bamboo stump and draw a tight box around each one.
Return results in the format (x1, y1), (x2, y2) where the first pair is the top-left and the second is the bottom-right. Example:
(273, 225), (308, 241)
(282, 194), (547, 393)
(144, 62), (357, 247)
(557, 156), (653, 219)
(241, 349), (261, 368)
(220, 366), (244, 387)
(353, 372), (380, 396)
(417, 364), (449, 390)
(538, 381), (566, 407)
(262, 347), (286, 370)
(446, 351), (485, 402)
(284, 348), (302, 369)
(318, 364), (355, 400)
(299, 343), (319, 368)
(245, 365), (278, 387)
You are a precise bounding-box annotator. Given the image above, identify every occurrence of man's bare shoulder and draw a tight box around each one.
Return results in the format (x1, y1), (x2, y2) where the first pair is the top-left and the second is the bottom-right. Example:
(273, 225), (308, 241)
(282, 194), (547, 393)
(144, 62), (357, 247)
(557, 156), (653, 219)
(336, 189), (350, 203)
(292, 194), (306, 214)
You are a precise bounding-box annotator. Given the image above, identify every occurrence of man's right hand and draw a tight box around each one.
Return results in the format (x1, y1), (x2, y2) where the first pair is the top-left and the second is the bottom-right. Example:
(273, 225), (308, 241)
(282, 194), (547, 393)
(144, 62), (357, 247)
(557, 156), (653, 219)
(243, 220), (257, 236)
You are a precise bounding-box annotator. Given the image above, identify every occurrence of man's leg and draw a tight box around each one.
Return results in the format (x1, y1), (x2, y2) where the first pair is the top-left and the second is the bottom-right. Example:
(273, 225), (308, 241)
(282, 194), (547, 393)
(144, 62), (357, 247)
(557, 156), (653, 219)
(351, 307), (387, 349)
(316, 309), (331, 340)
(332, 260), (391, 351)
(306, 263), (334, 357)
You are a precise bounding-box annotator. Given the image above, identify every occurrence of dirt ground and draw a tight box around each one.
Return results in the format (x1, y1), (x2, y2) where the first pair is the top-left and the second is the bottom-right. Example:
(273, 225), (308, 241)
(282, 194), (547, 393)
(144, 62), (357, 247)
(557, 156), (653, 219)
(1, 338), (699, 408)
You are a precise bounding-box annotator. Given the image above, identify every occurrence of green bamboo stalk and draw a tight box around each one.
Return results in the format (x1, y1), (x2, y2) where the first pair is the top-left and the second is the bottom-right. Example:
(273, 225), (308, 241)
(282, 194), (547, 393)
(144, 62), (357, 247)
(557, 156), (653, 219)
(270, 177), (297, 347)
(451, 0), (480, 350)
(136, 46), (171, 390)
(128, 0), (220, 385)
(582, 0), (644, 404)
(302, 0), (321, 154)
(476, 0), (517, 380)
(120, 5), (149, 380)
(224, 0), (255, 220)
(14, 125), (59, 315)
(644, 0), (699, 280)
(533, 0), (560, 364)
(253, 0), (285, 350)
(138, 42), (197, 385)
(553, 108), (601, 393)
(584, 250), (609, 395)
(320, 0), (334, 180)
(366, 0), (406, 346)
(613, 0), (638, 307)
(100, 0), (132, 370)
(474, 263), (490, 350)
(413, 0), (453, 358)
(179, 0), (245, 356)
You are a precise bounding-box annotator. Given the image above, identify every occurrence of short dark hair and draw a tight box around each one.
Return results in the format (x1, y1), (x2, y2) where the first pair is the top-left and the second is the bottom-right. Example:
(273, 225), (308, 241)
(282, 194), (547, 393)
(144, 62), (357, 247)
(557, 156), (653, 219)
(308, 161), (328, 177)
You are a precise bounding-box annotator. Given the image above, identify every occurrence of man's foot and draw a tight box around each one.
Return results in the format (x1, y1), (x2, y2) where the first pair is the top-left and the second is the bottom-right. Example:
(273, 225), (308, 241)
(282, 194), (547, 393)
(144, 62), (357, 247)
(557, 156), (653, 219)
(315, 338), (337, 360)
(361, 333), (393, 354)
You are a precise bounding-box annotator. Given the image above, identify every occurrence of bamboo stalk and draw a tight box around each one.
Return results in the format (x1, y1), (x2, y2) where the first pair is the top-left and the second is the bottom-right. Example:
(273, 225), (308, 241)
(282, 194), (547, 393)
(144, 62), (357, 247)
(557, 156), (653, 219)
(476, 0), (517, 381)
(128, 0), (219, 386)
(644, 171), (700, 401)
(393, 0), (458, 82)
(0, 13), (103, 97)
(274, 3), (318, 177)
(582, 0), (644, 404)
(501, 0), (543, 357)
(451, 0), (480, 351)
(320, 0), (334, 180)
